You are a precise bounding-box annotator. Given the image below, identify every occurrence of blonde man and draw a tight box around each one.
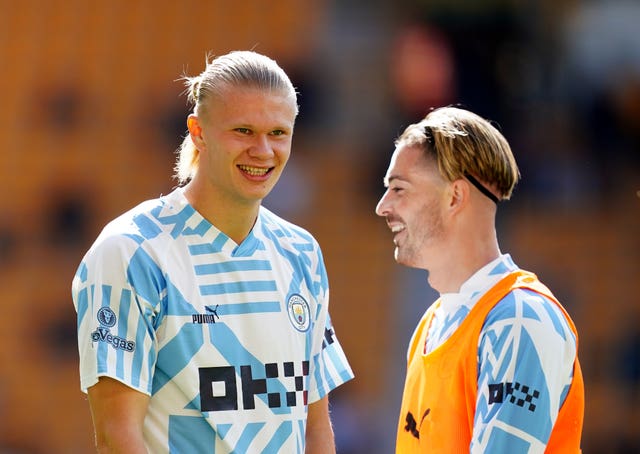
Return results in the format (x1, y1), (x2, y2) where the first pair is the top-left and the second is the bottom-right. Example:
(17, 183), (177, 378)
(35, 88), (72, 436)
(73, 51), (353, 453)
(376, 107), (583, 453)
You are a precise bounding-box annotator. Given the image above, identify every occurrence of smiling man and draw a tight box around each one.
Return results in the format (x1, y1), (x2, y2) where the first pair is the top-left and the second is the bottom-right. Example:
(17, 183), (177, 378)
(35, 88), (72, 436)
(376, 107), (584, 453)
(72, 51), (353, 454)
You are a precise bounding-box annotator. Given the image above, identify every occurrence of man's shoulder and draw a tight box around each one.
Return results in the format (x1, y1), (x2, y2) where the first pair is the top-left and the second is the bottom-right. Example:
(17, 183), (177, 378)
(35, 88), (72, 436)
(485, 284), (574, 340)
(258, 206), (318, 247)
(101, 196), (164, 235)
(85, 192), (180, 257)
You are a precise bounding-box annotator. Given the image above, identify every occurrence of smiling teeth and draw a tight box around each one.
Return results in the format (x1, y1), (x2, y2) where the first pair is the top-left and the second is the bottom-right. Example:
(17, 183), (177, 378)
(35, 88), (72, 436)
(238, 165), (269, 176)
(391, 225), (405, 233)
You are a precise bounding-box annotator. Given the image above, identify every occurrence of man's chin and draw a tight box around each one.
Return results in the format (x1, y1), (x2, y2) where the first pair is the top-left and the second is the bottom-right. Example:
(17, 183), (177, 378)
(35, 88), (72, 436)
(394, 250), (413, 267)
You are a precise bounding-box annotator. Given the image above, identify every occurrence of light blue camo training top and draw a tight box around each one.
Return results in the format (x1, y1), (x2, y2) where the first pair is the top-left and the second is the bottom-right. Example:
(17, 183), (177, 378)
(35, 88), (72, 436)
(423, 254), (577, 453)
(72, 187), (354, 454)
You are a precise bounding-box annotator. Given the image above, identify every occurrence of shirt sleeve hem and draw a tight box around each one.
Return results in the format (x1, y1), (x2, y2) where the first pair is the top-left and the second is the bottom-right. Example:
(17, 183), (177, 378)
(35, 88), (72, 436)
(80, 373), (152, 397)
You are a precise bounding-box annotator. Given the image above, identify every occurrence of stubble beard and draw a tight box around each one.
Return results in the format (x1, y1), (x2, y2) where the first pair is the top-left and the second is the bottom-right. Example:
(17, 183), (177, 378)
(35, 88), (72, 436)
(394, 203), (444, 270)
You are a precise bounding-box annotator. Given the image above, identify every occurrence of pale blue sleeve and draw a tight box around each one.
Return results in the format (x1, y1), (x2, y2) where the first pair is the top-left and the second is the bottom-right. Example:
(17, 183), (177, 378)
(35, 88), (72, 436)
(72, 233), (162, 395)
(470, 289), (577, 453)
(306, 246), (354, 403)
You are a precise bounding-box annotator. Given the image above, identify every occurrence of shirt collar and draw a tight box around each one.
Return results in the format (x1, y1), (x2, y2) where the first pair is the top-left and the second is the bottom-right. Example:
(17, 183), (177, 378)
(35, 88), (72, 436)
(440, 254), (518, 306)
(460, 253), (517, 295)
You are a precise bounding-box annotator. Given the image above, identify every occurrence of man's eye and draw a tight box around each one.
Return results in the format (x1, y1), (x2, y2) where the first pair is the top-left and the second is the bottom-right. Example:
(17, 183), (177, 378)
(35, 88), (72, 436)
(235, 128), (251, 134)
(270, 130), (285, 136)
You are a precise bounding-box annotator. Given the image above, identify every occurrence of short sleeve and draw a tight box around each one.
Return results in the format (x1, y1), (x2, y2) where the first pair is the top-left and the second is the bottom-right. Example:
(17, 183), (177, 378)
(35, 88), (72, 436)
(72, 233), (164, 395)
(472, 288), (577, 453)
(305, 249), (354, 403)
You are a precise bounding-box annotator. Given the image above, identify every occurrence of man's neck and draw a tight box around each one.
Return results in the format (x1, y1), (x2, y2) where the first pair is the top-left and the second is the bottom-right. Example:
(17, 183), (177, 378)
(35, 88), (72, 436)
(183, 182), (260, 245)
(428, 239), (501, 294)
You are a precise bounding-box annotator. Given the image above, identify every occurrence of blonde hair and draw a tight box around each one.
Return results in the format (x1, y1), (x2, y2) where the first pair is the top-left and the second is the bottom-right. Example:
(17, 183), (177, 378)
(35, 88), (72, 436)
(396, 106), (520, 200)
(174, 51), (298, 184)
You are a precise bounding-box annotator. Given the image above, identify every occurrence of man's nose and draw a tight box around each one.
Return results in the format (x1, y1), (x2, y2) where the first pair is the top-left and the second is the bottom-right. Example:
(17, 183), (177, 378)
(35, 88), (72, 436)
(375, 192), (390, 217)
(248, 134), (273, 157)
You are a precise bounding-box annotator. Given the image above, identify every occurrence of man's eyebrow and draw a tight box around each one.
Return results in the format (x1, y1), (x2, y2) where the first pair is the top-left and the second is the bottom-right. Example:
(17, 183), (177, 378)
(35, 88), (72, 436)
(383, 175), (406, 187)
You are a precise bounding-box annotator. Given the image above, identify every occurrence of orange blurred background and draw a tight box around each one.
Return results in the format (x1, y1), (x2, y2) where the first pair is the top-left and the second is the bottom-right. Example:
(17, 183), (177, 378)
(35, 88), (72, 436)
(0, 1), (638, 452)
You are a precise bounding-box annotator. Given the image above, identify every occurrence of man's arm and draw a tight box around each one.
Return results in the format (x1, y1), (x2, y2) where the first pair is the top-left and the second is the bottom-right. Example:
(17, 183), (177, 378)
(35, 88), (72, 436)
(87, 377), (150, 454)
(305, 395), (335, 454)
(471, 292), (577, 453)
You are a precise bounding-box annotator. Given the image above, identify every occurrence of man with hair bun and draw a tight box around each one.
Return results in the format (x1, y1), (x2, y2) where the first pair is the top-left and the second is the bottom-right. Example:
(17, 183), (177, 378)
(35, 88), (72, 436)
(73, 50), (353, 453)
(376, 106), (584, 453)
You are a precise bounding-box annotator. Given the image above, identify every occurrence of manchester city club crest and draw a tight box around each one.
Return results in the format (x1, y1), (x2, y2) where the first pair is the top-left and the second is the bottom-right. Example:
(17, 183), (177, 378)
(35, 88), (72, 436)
(287, 294), (310, 332)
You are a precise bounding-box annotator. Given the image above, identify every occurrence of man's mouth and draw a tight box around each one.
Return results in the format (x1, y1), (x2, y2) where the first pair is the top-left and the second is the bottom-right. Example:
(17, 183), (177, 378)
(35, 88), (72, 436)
(238, 165), (272, 177)
(388, 223), (406, 245)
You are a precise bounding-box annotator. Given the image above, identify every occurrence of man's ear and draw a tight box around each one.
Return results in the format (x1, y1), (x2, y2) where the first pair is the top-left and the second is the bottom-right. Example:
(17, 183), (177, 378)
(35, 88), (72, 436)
(448, 179), (469, 213)
(187, 114), (205, 149)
